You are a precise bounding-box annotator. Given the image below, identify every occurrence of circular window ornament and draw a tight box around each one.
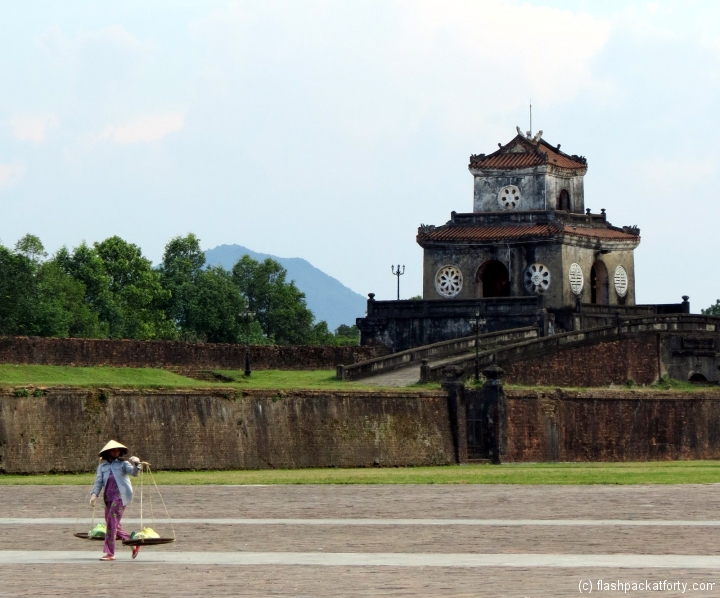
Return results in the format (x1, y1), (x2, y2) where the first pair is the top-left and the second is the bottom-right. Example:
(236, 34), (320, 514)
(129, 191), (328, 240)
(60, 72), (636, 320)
(614, 265), (629, 298)
(524, 263), (551, 294)
(568, 263), (584, 296)
(497, 185), (521, 210)
(435, 265), (463, 298)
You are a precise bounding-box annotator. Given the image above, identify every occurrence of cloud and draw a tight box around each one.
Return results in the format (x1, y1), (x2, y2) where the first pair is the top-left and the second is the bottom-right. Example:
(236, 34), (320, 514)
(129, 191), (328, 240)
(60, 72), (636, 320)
(89, 112), (185, 145)
(112, 112), (185, 144)
(398, 0), (612, 104)
(36, 24), (153, 58)
(0, 162), (26, 189)
(191, 0), (613, 143)
(9, 113), (59, 143)
(634, 156), (716, 197)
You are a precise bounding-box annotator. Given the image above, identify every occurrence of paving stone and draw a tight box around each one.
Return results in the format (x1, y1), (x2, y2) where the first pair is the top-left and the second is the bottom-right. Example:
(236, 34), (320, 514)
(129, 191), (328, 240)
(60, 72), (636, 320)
(3, 485), (720, 597)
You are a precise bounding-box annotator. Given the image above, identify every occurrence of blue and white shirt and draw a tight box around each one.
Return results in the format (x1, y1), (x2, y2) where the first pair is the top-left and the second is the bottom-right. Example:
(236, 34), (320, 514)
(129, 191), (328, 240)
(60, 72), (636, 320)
(90, 459), (141, 506)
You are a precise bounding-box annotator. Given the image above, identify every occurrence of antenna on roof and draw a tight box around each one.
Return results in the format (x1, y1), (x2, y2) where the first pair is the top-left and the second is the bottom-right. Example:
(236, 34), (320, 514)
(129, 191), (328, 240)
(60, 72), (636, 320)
(528, 100), (532, 137)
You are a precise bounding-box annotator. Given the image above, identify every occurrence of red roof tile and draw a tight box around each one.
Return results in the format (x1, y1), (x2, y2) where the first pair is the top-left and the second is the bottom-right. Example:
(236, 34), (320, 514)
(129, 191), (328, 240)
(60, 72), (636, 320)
(418, 223), (639, 244)
(469, 135), (587, 171)
(562, 226), (638, 240)
(419, 224), (560, 243)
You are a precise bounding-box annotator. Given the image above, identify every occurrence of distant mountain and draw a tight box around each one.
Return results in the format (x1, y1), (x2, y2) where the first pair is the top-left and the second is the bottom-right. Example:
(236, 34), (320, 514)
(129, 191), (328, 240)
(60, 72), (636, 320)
(204, 244), (367, 331)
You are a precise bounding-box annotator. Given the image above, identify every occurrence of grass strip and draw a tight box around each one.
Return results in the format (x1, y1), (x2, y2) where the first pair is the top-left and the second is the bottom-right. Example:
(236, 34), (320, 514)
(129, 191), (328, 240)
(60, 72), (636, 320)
(1, 364), (715, 393)
(0, 365), (209, 388)
(0, 365), (421, 391)
(3, 461), (720, 486)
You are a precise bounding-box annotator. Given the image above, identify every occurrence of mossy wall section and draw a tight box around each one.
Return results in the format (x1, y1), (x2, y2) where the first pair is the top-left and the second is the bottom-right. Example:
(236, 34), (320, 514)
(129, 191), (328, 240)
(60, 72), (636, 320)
(0, 388), (454, 473)
(0, 337), (387, 370)
(504, 389), (720, 462)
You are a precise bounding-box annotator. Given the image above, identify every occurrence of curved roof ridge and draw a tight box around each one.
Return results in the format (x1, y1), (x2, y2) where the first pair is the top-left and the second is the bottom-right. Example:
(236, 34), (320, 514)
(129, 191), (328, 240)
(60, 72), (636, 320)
(469, 133), (587, 170)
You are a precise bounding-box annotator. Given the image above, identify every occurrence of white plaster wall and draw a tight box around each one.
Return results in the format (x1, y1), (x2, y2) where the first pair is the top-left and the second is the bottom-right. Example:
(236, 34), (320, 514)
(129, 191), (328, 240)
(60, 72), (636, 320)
(423, 241), (636, 309)
(472, 168), (547, 212)
(560, 245), (636, 306)
(545, 172), (585, 214)
(422, 243), (564, 307)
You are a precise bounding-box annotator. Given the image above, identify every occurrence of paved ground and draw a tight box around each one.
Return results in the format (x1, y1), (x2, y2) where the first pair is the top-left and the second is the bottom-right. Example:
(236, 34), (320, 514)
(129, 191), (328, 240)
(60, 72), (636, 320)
(361, 365), (422, 387)
(3, 484), (720, 596)
(363, 353), (470, 387)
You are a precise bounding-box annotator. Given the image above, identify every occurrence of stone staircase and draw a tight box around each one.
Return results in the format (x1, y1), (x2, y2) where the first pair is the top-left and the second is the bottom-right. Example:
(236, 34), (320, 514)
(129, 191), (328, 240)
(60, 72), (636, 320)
(336, 326), (539, 387)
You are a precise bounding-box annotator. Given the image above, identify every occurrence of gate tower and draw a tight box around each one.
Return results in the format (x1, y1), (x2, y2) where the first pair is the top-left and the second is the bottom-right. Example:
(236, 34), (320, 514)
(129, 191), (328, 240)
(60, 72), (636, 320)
(358, 130), (686, 351)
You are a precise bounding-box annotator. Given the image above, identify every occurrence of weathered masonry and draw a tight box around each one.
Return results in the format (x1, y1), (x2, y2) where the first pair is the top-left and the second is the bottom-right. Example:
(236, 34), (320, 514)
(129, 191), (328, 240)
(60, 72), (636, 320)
(451, 366), (720, 464)
(358, 130), (687, 351)
(4, 382), (720, 473)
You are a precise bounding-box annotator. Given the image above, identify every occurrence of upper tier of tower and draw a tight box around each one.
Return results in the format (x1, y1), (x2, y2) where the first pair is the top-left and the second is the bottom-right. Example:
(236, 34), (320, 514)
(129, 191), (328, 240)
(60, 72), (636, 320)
(468, 132), (587, 214)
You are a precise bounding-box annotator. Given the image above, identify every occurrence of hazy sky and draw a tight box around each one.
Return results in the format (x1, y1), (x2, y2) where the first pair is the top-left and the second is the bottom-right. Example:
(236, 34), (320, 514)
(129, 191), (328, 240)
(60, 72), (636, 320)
(1, 1), (718, 309)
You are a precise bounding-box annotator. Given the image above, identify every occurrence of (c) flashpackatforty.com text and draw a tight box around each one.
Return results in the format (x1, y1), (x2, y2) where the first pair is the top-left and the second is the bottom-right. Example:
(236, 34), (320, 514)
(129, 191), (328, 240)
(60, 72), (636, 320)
(578, 579), (717, 593)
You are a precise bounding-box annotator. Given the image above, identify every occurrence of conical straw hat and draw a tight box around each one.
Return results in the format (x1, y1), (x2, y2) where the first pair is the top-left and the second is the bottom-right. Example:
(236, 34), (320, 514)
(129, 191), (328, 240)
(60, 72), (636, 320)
(98, 440), (128, 457)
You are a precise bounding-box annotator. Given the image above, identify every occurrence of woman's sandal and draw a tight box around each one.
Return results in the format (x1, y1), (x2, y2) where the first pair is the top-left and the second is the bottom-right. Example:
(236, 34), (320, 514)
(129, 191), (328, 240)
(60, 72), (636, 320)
(132, 546), (140, 559)
(99, 555), (115, 561)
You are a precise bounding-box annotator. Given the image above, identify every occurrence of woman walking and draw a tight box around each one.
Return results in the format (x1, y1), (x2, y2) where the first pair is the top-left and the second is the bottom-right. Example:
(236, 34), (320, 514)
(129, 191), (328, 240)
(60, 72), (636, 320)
(90, 440), (142, 561)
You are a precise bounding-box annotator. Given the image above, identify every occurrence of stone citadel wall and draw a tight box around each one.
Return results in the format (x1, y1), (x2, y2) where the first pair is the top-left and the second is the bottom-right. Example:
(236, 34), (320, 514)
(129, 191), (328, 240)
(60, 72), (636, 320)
(0, 388), (454, 473)
(0, 337), (386, 370)
(3, 385), (720, 473)
(504, 388), (720, 462)
(501, 336), (660, 387)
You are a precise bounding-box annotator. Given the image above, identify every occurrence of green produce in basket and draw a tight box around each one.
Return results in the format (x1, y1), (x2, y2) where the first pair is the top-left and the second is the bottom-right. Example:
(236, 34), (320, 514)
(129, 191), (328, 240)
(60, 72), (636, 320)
(89, 523), (107, 539)
(130, 527), (160, 540)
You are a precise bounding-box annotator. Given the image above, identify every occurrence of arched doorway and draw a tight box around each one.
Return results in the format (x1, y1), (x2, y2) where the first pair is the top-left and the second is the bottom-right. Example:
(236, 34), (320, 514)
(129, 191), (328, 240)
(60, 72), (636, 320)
(477, 260), (510, 298)
(689, 372), (708, 383)
(590, 261), (609, 305)
(557, 189), (571, 211)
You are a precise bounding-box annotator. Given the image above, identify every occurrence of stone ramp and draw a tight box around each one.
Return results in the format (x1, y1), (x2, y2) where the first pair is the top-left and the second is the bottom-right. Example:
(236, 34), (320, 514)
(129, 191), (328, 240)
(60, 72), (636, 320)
(342, 326), (539, 385)
(421, 313), (720, 384)
(363, 353), (477, 386)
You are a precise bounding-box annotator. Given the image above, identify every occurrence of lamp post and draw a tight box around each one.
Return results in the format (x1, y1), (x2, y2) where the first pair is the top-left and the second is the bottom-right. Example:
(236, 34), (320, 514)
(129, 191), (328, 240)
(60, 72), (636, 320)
(391, 264), (405, 300)
(239, 310), (255, 376)
(474, 310), (486, 383)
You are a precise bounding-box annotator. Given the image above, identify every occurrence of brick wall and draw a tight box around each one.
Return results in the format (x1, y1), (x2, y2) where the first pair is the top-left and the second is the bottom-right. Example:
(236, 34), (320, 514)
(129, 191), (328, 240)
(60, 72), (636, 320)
(5, 383), (719, 473)
(0, 337), (387, 370)
(0, 388), (454, 473)
(502, 336), (660, 387)
(504, 388), (720, 462)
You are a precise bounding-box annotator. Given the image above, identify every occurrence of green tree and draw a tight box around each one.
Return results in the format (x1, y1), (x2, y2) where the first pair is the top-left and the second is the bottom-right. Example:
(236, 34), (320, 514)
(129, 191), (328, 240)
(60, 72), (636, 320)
(54, 242), (115, 336)
(190, 266), (245, 344)
(0, 245), (37, 335)
(231, 255), (319, 344)
(14, 234), (47, 262)
(158, 233), (206, 335)
(32, 261), (102, 337)
(702, 301), (720, 316)
(308, 320), (335, 345)
(158, 234), (266, 344)
(56, 238), (174, 339)
(332, 324), (360, 346)
(94, 236), (174, 339)
(0, 237), (101, 338)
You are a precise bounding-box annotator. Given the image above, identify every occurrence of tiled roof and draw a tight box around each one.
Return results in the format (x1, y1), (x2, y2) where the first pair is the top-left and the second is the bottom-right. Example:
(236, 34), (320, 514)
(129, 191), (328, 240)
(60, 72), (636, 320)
(418, 224), (639, 244)
(469, 135), (587, 170)
(563, 226), (637, 240)
(419, 224), (560, 243)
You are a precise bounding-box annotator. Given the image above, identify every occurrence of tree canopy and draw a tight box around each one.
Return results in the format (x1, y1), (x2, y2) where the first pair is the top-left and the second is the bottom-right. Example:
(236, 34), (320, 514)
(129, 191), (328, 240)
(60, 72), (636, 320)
(702, 301), (720, 316)
(0, 233), (355, 346)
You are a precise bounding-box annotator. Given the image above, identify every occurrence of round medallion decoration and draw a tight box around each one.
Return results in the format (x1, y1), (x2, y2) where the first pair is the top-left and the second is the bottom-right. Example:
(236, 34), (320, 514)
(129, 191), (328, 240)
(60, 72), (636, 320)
(435, 265), (463, 298)
(568, 263), (584, 296)
(614, 265), (629, 298)
(497, 185), (521, 210)
(524, 263), (551, 294)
